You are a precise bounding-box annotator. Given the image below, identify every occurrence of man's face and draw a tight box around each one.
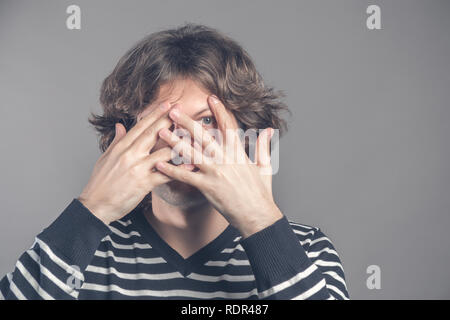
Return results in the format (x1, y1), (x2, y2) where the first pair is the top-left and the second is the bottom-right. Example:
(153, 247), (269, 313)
(137, 78), (217, 208)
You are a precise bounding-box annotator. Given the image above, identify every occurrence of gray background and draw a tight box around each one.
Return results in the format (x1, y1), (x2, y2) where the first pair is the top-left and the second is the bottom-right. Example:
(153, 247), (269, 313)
(1, 0), (449, 299)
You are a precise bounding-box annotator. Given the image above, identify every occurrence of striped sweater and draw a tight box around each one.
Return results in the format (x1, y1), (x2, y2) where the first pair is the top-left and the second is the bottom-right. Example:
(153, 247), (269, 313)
(0, 198), (349, 300)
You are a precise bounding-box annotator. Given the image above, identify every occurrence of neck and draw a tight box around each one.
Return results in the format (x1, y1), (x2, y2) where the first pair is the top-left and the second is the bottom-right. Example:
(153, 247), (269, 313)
(143, 194), (230, 259)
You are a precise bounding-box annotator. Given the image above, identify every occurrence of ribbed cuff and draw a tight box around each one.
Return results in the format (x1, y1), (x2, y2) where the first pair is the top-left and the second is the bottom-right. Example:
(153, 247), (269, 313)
(239, 215), (311, 290)
(37, 198), (112, 271)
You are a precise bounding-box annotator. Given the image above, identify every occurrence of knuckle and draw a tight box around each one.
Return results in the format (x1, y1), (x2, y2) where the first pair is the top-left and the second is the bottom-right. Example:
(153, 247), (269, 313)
(129, 163), (142, 178)
(150, 147), (172, 162)
(133, 121), (146, 133)
(160, 117), (172, 128)
(118, 150), (134, 166)
(211, 167), (223, 178)
(179, 170), (189, 182)
(144, 126), (155, 137)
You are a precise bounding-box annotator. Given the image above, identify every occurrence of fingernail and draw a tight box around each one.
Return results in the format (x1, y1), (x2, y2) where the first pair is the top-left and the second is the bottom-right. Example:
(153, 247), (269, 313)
(210, 95), (219, 104)
(169, 108), (180, 119)
(159, 128), (170, 137)
(156, 162), (166, 169)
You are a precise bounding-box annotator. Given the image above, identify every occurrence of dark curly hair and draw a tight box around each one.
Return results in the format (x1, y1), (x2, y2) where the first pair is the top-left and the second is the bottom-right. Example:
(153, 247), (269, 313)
(88, 23), (290, 153)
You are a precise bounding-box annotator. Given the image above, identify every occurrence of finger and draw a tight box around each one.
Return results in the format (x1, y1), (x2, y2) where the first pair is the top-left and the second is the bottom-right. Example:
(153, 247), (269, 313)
(144, 146), (173, 170)
(130, 114), (174, 154)
(155, 161), (203, 187)
(118, 101), (172, 149)
(105, 123), (127, 153)
(207, 95), (246, 159)
(149, 146), (196, 172)
(148, 170), (173, 187)
(193, 140), (203, 153)
(158, 128), (213, 169)
(207, 95), (240, 141)
(168, 107), (222, 156)
(140, 147), (174, 187)
(256, 128), (273, 167)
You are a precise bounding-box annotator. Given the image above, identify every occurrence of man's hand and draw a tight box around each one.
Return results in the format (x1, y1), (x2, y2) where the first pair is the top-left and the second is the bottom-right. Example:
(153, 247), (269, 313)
(78, 101), (175, 225)
(155, 95), (283, 238)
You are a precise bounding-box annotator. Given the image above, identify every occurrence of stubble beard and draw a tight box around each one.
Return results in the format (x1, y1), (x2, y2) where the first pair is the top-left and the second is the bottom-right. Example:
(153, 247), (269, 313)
(138, 180), (209, 212)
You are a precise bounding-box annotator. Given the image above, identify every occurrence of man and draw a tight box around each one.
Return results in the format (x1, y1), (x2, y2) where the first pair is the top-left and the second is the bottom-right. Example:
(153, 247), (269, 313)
(0, 24), (349, 300)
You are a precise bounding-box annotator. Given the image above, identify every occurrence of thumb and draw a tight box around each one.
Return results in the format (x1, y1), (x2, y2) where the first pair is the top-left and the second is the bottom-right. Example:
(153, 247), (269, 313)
(110, 123), (127, 146)
(115, 122), (127, 139)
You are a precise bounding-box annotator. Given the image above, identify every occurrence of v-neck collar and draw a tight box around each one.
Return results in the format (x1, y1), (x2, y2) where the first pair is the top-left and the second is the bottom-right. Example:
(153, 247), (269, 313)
(129, 207), (240, 277)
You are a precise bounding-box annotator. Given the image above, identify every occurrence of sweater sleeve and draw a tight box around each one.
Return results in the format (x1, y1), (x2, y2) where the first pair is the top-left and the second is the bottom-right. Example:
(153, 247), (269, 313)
(239, 215), (349, 300)
(0, 198), (112, 300)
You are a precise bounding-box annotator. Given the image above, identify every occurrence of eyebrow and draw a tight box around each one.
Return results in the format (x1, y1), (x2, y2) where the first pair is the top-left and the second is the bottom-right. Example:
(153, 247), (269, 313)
(192, 106), (211, 118)
(139, 105), (211, 121)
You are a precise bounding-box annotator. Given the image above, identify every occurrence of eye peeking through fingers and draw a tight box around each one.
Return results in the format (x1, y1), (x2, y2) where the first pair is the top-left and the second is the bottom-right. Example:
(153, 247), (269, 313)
(199, 116), (216, 128)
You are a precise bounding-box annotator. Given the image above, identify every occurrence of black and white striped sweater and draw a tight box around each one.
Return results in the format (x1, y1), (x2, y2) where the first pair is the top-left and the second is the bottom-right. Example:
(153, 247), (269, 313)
(0, 199), (349, 300)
